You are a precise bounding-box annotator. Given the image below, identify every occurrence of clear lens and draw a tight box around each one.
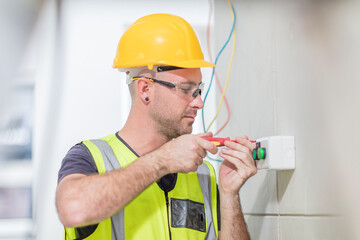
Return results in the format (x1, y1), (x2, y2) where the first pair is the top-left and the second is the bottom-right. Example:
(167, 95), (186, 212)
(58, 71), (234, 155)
(132, 76), (204, 100)
(176, 82), (204, 99)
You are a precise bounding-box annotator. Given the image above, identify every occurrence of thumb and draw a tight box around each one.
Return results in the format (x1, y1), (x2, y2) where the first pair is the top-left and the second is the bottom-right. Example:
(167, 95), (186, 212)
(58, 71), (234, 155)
(196, 132), (213, 138)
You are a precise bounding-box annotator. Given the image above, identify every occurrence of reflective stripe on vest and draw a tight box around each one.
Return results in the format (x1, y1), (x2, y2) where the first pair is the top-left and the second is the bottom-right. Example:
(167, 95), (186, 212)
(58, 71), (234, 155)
(197, 163), (216, 239)
(91, 139), (125, 240)
(64, 134), (218, 240)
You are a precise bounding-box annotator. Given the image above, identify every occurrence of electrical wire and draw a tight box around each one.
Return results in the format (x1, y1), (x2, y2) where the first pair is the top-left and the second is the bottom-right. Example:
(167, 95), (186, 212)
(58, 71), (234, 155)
(206, 0), (236, 132)
(204, 0), (237, 163)
(206, 0), (232, 136)
(201, 0), (236, 133)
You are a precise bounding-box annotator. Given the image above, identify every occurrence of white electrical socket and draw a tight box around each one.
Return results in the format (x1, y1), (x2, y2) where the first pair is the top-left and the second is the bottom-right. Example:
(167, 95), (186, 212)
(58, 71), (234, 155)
(255, 136), (295, 170)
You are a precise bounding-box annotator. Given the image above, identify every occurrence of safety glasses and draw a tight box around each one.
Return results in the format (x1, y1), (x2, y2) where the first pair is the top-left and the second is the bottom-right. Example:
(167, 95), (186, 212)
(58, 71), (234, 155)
(131, 76), (204, 99)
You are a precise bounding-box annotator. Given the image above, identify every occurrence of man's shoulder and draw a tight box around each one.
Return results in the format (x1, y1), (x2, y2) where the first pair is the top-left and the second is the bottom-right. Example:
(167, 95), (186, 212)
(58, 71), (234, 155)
(57, 142), (98, 183)
(68, 142), (89, 154)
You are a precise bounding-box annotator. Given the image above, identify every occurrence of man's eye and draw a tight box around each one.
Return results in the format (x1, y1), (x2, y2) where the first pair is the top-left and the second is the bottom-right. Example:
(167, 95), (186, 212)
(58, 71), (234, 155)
(181, 88), (192, 94)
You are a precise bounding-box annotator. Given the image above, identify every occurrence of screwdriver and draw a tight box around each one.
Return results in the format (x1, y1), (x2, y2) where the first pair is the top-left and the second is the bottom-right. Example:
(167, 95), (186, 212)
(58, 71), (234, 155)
(202, 137), (255, 147)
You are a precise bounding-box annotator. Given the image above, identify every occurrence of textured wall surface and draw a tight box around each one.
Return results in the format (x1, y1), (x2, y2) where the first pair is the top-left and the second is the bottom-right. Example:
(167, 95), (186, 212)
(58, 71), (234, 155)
(213, 0), (360, 239)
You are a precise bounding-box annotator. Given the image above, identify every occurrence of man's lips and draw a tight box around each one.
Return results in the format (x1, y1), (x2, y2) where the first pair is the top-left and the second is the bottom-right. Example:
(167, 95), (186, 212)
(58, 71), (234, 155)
(184, 115), (196, 120)
(183, 110), (197, 120)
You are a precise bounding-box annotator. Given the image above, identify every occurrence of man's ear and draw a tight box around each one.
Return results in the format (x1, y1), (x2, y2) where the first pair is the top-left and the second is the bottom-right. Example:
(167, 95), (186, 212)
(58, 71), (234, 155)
(136, 77), (152, 103)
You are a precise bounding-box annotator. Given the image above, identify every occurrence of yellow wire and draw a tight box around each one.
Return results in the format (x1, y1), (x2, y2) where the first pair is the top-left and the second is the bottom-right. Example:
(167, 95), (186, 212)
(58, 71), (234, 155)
(206, 0), (236, 133)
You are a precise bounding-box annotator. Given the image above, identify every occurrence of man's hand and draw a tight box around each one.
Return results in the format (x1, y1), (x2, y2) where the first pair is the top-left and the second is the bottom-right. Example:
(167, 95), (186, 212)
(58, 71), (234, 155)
(217, 135), (256, 240)
(153, 133), (218, 174)
(218, 135), (257, 195)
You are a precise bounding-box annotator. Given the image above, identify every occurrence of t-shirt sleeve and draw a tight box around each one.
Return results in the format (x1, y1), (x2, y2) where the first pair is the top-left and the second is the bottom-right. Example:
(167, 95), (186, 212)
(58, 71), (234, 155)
(58, 143), (100, 237)
(58, 143), (98, 183)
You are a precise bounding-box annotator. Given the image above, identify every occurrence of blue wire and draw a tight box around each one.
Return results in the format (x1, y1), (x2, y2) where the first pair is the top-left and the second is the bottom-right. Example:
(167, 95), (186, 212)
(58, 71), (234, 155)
(202, 3), (237, 133)
(206, 153), (223, 163)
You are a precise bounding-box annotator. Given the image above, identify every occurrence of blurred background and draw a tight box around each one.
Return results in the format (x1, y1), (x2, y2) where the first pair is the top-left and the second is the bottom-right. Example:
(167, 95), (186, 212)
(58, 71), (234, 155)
(0, 0), (359, 239)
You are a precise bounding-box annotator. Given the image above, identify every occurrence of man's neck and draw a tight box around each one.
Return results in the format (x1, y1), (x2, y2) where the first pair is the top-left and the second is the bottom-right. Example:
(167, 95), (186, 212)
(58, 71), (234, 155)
(117, 113), (170, 156)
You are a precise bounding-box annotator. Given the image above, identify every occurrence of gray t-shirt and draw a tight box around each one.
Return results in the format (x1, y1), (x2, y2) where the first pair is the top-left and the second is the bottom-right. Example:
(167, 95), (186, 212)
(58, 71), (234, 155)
(58, 143), (97, 183)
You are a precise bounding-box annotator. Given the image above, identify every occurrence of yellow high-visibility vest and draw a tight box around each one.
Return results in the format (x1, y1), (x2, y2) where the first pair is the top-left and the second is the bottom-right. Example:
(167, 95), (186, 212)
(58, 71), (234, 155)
(64, 134), (218, 240)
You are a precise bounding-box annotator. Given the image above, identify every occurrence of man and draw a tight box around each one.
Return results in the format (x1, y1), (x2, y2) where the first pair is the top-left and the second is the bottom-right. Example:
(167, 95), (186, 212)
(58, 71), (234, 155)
(56, 13), (257, 240)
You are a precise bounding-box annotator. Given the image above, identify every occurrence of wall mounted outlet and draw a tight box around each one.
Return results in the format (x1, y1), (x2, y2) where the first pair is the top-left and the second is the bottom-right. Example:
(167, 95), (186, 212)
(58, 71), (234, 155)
(254, 136), (295, 170)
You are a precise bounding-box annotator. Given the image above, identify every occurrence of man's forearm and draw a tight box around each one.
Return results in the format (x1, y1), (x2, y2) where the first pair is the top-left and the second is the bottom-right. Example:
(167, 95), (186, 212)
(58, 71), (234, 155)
(219, 192), (250, 240)
(56, 153), (167, 227)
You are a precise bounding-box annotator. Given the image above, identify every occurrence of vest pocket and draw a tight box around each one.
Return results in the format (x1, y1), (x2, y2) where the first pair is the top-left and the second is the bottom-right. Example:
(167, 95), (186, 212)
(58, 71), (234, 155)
(170, 198), (206, 232)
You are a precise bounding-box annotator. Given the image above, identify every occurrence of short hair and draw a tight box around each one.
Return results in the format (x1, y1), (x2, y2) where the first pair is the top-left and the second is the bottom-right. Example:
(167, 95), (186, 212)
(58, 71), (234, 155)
(127, 68), (157, 102)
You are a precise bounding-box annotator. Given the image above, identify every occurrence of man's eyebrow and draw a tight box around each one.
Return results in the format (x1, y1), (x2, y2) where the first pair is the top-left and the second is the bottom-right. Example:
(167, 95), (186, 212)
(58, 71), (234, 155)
(181, 81), (202, 86)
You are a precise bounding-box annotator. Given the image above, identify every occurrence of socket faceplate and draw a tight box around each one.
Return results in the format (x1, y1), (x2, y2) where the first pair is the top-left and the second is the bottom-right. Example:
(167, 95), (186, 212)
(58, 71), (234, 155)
(255, 136), (295, 170)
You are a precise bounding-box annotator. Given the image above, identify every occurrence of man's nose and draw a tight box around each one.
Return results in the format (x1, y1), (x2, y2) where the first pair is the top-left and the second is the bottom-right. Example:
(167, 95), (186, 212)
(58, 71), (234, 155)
(189, 94), (204, 109)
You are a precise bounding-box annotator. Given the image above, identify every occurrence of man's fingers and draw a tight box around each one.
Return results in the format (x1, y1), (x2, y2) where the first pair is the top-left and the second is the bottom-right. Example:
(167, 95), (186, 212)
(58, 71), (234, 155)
(220, 151), (246, 171)
(221, 148), (255, 168)
(197, 136), (218, 155)
(197, 148), (207, 159)
(224, 140), (252, 156)
(235, 136), (256, 152)
(220, 151), (257, 176)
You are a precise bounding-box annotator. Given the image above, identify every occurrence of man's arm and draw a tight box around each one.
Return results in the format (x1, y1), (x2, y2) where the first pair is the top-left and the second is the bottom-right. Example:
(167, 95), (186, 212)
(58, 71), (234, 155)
(218, 193), (249, 239)
(56, 153), (166, 228)
(56, 134), (217, 228)
(218, 136), (257, 240)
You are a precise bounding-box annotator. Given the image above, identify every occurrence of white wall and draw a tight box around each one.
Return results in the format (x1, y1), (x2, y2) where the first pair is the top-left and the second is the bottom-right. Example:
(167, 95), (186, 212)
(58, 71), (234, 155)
(33, 0), (217, 239)
(214, 0), (360, 239)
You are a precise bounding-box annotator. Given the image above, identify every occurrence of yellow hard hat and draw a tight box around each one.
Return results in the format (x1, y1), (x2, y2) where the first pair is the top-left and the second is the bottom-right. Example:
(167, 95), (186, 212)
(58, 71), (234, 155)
(113, 13), (215, 70)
